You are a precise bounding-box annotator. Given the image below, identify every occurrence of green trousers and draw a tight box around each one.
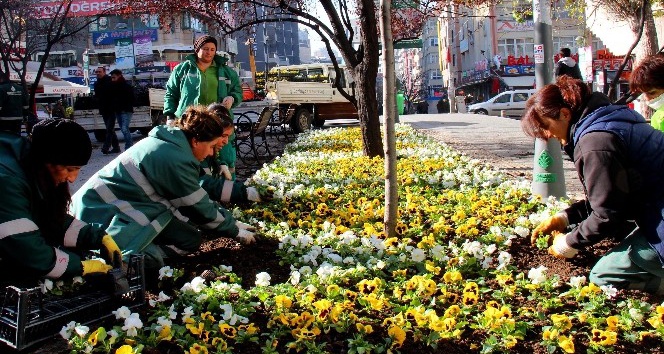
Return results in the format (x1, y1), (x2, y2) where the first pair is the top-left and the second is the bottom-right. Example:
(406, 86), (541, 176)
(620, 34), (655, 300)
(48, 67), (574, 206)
(142, 218), (202, 270)
(589, 228), (664, 294)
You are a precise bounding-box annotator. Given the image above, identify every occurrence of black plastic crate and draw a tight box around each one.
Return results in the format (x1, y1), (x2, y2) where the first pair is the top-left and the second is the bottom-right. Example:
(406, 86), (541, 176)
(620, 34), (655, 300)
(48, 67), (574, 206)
(0, 255), (145, 351)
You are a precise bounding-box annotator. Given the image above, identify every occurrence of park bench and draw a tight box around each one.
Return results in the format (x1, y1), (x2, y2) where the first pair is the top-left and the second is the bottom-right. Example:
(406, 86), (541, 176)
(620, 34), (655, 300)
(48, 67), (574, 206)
(234, 106), (276, 165)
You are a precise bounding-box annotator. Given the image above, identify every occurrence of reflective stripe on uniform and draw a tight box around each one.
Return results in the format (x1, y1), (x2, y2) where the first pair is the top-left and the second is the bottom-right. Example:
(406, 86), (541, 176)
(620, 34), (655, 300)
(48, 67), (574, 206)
(46, 248), (69, 278)
(91, 177), (152, 226)
(0, 218), (39, 239)
(63, 219), (87, 247)
(200, 211), (225, 230)
(169, 188), (207, 208)
(118, 155), (188, 223)
(220, 180), (234, 202)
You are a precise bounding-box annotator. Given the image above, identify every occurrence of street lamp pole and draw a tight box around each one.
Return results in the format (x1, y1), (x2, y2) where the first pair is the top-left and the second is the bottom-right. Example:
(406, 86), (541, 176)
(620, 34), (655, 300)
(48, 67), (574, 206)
(531, 0), (566, 198)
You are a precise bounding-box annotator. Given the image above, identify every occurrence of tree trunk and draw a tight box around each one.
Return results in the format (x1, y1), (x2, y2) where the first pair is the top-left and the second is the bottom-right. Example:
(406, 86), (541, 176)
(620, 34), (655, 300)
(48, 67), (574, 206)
(630, 2), (658, 63)
(352, 0), (384, 158)
(379, 0), (398, 238)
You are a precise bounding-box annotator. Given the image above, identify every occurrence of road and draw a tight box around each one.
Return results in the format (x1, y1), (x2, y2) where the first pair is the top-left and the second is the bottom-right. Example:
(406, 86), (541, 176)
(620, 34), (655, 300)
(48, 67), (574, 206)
(72, 113), (585, 201)
(397, 112), (584, 200)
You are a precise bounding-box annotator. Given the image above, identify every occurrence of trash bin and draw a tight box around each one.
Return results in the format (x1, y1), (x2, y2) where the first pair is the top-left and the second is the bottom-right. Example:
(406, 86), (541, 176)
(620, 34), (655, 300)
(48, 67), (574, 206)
(455, 96), (467, 113)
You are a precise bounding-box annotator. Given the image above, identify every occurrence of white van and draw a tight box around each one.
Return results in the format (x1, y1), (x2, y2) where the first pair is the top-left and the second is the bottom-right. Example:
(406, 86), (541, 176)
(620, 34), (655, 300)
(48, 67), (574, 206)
(467, 89), (537, 117)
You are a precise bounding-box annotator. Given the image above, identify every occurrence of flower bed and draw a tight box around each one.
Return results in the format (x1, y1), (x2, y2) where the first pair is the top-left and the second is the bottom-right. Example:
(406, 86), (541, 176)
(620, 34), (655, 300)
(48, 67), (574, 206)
(62, 125), (664, 353)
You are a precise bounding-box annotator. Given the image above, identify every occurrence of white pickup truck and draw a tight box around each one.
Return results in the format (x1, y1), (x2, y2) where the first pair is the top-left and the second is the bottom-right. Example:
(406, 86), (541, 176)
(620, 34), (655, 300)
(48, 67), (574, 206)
(263, 64), (358, 132)
(147, 64), (358, 133)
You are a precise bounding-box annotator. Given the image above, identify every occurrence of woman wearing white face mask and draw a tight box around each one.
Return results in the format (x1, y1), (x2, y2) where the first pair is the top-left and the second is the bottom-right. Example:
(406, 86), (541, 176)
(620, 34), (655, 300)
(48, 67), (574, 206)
(630, 54), (664, 131)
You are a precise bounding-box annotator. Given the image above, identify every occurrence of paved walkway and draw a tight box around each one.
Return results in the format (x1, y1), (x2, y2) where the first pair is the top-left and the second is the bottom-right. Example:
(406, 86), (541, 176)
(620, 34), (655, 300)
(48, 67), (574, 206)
(397, 112), (584, 200)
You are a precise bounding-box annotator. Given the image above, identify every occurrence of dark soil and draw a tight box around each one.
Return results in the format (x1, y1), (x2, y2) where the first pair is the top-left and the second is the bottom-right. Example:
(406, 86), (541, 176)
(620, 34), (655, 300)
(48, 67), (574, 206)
(13, 129), (664, 354)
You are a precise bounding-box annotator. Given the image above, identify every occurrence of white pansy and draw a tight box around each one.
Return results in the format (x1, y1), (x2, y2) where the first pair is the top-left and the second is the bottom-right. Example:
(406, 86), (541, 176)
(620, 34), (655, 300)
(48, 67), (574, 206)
(196, 293), (209, 303)
(59, 321), (76, 340)
(148, 291), (171, 307)
(181, 306), (194, 323)
(485, 244), (497, 255)
(528, 265), (548, 284)
(156, 316), (172, 332)
(411, 248), (426, 262)
(74, 325), (90, 337)
(568, 276), (586, 288)
(255, 272), (271, 287)
(72, 276), (84, 284)
(629, 308), (644, 322)
(158, 266), (173, 280)
(181, 276), (206, 293)
(513, 226), (529, 238)
(41, 279), (54, 294)
(220, 303), (234, 321)
(122, 313), (143, 337)
(112, 306), (131, 319)
(289, 270), (301, 285)
(600, 285), (618, 299)
(168, 304), (177, 319)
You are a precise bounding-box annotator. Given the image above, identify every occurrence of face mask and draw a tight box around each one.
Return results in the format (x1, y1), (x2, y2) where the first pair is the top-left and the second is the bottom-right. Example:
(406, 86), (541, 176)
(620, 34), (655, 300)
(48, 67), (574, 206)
(646, 92), (664, 110)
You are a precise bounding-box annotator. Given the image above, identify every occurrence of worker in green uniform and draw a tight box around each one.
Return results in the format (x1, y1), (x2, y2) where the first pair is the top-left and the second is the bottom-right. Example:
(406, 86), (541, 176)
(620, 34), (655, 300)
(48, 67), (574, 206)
(164, 35), (243, 181)
(71, 105), (257, 270)
(0, 76), (28, 134)
(0, 119), (121, 282)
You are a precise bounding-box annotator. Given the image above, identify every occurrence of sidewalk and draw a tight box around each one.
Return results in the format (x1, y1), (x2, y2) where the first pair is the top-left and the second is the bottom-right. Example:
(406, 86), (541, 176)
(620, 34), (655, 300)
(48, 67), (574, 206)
(397, 112), (584, 200)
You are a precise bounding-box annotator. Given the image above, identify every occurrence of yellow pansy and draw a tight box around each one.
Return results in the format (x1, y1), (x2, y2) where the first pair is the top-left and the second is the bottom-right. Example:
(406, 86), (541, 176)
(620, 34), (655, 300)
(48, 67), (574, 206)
(116, 345), (135, 354)
(356, 323), (374, 334)
(187, 343), (208, 354)
(274, 295), (293, 309)
(388, 325), (407, 348)
(558, 335), (575, 353)
(218, 323), (237, 338)
(443, 270), (463, 283)
(551, 314), (572, 331)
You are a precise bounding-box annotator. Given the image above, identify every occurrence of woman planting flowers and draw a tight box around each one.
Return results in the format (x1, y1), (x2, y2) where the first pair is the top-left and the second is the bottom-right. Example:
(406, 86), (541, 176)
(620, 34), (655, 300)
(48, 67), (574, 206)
(523, 76), (664, 294)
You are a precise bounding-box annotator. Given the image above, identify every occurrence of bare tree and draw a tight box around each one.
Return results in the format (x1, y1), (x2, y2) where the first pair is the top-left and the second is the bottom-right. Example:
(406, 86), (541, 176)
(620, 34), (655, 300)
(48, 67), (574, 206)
(0, 0), (103, 113)
(108, 0), (467, 157)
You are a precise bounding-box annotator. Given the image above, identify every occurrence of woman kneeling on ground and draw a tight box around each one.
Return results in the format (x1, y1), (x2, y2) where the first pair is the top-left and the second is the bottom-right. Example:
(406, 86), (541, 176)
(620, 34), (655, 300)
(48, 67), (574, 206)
(71, 105), (257, 271)
(0, 119), (121, 282)
(524, 76), (664, 294)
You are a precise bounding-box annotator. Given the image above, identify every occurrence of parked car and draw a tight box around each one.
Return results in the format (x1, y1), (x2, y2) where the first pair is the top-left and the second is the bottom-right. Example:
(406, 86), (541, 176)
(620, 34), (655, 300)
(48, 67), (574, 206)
(467, 89), (537, 117)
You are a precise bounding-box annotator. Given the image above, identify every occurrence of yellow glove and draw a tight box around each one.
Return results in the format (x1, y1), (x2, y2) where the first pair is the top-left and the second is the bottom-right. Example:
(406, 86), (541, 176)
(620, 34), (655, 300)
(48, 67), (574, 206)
(531, 213), (569, 245)
(81, 260), (112, 276)
(101, 235), (122, 267)
(547, 231), (578, 259)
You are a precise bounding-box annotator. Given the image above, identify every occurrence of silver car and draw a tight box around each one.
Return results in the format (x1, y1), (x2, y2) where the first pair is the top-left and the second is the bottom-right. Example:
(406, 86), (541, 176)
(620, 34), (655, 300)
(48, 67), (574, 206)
(467, 89), (537, 117)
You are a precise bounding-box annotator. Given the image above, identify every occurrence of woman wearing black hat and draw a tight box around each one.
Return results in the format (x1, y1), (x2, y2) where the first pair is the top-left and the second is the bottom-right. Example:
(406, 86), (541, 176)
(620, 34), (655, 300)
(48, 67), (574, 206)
(0, 119), (122, 282)
(163, 35), (242, 181)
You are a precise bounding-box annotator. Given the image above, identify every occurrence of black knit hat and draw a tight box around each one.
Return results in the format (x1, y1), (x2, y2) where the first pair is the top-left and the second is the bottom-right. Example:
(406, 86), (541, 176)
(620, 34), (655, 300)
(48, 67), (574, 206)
(193, 35), (217, 53)
(31, 118), (92, 166)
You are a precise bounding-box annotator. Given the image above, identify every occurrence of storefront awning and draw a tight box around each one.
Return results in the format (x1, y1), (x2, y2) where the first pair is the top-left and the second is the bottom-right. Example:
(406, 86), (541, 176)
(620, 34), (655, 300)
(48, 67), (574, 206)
(501, 75), (535, 89)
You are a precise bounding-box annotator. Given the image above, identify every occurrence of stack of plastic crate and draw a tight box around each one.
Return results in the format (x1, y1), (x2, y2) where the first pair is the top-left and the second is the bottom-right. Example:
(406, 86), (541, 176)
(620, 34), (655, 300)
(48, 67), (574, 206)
(0, 254), (145, 351)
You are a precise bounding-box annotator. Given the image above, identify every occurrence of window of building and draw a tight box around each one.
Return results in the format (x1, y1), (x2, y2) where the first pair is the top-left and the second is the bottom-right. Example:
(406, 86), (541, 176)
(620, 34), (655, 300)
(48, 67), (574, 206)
(498, 38), (534, 59)
(429, 37), (438, 47)
(182, 13), (191, 29)
(429, 54), (438, 64)
(430, 70), (442, 80)
(553, 36), (575, 53)
(36, 51), (77, 68)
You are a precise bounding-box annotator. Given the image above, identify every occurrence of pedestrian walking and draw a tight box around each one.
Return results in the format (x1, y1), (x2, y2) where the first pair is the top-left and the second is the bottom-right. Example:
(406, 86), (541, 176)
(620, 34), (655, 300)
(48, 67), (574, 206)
(71, 105), (257, 271)
(0, 119), (121, 282)
(523, 76), (664, 294)
(0, 75), (28, 134)
(109, 69), (135, 150)
(554, 48), (583, 80)
(94, 67), (120, 154)
(629, 53), (664, 132)
(164, 35), (242, 181)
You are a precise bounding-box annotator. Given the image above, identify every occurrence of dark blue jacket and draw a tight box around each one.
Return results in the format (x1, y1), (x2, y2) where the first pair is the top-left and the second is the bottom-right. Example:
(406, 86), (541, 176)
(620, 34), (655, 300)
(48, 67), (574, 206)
(563, 93), (664, 262)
